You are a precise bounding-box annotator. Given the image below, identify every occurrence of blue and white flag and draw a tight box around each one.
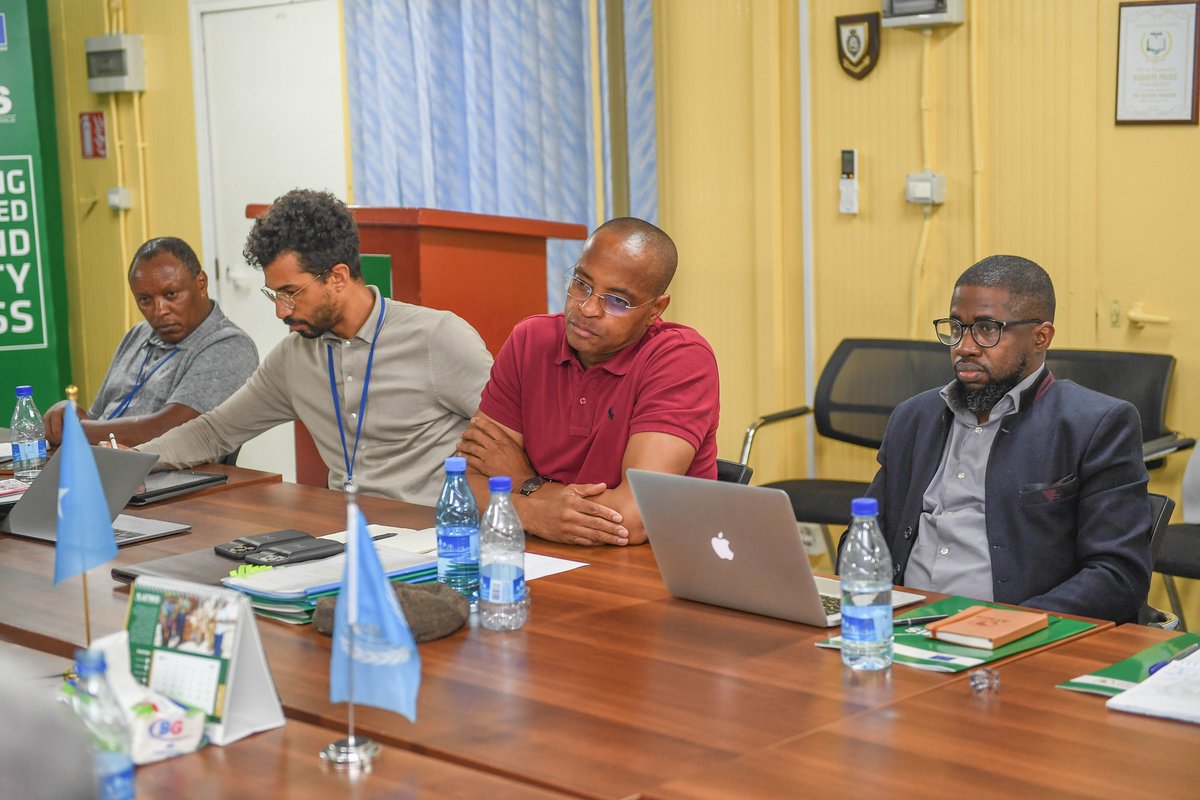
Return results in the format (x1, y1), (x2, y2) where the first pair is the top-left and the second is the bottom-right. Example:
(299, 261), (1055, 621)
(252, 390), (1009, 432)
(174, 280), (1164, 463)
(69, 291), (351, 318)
(330, 504), (421, 720)
(53, 402), (117, 585)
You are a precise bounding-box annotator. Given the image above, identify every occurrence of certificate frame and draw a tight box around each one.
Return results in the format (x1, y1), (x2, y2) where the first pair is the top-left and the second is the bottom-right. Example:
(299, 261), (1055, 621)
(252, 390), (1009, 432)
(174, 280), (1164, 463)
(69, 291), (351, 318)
(1116, 1), (1200, 124)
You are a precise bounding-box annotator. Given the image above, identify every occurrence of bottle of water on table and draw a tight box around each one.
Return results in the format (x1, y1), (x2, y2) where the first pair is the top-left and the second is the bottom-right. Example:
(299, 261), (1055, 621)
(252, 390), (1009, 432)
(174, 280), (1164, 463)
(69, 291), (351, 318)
(479, 476), (529, 631)
(435, 456), (480, 602)
(10, 384), (47, 483)
(69, 647), (136, 800)
(838, 496), (893, 670)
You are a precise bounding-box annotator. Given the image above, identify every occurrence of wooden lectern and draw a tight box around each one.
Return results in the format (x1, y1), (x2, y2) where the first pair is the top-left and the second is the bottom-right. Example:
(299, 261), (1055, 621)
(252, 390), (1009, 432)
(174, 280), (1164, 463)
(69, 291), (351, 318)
(244, 204), (588, 487)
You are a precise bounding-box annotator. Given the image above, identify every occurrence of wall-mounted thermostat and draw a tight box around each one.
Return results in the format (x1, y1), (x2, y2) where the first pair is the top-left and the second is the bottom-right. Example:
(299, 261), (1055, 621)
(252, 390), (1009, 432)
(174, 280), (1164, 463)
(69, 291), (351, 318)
(85, 34), (145, 93)
(882, 0), (965, 29)
(839, 149), (859, 215)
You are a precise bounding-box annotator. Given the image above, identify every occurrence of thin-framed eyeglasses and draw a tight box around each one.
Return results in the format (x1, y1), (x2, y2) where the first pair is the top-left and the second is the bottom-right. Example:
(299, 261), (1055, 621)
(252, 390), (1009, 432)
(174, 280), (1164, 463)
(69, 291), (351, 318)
(564, 270), (658, 317)
(260, 267), (332, 310)
(933, 317), (1044, 348)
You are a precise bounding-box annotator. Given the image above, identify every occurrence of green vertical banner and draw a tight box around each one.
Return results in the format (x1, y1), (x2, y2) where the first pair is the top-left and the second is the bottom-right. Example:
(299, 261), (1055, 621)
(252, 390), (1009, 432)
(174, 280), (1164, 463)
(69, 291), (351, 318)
(0, 1), (70, 422)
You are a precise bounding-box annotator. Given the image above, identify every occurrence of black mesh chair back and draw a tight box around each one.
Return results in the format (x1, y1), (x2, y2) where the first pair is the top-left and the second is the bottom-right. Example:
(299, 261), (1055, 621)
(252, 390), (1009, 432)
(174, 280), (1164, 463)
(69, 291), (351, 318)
(1046, 349), (1172, 445)
(813, 339), (951, 449)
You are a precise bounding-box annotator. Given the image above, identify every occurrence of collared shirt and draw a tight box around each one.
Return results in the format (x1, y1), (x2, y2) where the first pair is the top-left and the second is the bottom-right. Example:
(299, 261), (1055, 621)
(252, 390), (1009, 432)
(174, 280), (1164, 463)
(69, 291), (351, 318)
(906, 365), (1047, 600)
(90, 301), (258, 419)
(138, 288), (493, 505)
(478, 313), (720, 486)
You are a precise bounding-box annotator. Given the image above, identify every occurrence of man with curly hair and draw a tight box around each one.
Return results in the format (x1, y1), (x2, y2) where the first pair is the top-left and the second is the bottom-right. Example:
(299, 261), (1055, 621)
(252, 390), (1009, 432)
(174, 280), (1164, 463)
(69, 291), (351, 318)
(136, 189), (493, 504)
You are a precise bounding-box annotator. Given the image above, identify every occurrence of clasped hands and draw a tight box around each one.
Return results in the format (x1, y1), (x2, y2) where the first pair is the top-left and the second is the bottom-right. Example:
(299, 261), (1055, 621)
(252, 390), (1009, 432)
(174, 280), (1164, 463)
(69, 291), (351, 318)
(457, 416), (629, 546)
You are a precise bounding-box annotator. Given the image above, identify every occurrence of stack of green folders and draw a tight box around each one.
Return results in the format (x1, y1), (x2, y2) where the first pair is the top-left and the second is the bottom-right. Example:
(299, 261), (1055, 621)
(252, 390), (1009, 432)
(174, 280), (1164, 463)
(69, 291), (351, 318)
(222, 547), (437, 625)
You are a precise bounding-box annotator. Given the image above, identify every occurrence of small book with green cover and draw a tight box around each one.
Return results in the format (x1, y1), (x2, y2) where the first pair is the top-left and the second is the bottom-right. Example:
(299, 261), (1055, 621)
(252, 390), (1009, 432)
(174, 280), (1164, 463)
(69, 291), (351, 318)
(1057, 632), (1200, 697)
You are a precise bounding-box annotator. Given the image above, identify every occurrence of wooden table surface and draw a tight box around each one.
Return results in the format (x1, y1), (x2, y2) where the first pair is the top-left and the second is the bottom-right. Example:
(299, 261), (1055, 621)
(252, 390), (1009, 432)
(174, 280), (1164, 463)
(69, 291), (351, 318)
(0, 641), (571, 799)
(647, 625), (1200, 799)
(0, 481), (1168, 799)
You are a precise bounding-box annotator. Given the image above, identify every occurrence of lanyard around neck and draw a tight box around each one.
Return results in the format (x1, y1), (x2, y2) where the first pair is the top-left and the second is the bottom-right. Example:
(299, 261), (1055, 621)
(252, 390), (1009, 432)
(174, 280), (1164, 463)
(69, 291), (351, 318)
(107, 345), (180, 420)
(326, 299), (387, 489)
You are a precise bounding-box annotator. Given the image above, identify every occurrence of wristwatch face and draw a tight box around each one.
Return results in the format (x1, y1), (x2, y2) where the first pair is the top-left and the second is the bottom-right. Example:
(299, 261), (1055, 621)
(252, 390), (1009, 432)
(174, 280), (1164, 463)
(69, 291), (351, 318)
(520, 476), (545, 496)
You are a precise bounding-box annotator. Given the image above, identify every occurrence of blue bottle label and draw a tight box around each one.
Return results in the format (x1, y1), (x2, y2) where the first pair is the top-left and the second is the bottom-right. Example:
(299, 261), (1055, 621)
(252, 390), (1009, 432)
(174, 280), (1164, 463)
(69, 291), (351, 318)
(14, 439), (46, 462)
(481, 569), (526, 603)
(841, 604), (891, 642)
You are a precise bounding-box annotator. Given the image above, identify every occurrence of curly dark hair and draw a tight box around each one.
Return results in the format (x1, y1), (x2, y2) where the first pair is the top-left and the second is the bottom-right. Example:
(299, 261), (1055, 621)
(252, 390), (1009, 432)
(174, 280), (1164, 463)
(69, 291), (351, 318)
(128, 236), (202, 279)
(243, 188), (361, 278)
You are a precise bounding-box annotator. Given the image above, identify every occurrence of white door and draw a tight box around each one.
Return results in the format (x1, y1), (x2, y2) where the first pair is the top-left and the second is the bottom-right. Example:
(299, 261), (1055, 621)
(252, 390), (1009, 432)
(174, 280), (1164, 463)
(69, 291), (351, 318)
(191, 0), (349, 480)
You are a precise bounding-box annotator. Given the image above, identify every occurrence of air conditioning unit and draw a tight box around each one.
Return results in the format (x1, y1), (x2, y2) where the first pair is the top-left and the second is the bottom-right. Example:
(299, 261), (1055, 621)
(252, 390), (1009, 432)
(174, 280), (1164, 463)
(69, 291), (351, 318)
(882, 0), (965, 29)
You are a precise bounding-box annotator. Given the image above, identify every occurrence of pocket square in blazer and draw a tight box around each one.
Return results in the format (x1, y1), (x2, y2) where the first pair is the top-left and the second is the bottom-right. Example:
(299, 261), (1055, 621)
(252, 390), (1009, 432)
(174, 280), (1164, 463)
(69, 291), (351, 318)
(1019, 473), (1079, 504)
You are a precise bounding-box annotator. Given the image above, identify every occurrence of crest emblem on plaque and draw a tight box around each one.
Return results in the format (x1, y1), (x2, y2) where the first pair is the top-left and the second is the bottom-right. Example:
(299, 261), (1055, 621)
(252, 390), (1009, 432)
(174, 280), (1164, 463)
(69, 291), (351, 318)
(837, 13), (881, 80)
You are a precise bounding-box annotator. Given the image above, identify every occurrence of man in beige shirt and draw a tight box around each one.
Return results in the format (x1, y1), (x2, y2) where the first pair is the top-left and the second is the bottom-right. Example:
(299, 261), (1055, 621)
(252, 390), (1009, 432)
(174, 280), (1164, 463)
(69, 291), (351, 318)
(136, 189), (492, 505)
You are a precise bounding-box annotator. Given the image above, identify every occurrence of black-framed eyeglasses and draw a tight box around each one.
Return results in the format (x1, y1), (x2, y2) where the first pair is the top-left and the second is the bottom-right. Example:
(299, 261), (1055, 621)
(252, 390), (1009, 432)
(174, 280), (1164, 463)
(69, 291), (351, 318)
(260, 267), (332, 310)
(564, 270), (657, 317)
(933, 317), (1043, 348)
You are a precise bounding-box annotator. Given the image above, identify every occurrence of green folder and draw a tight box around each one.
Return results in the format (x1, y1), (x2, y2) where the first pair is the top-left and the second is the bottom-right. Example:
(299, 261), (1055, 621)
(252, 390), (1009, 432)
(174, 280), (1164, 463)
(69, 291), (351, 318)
(817, 595), (1098, 672)
(1057, 632), (1200, 697)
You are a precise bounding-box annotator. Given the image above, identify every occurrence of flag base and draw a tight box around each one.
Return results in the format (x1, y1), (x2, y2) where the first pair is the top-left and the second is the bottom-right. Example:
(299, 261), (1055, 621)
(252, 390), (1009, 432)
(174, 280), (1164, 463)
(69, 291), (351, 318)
(320, 735), (381, 770)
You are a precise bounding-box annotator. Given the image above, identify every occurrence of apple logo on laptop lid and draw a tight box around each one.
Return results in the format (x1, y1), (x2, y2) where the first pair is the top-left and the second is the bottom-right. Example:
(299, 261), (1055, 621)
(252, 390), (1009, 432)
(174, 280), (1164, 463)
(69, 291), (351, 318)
(711, 532), (734, 561)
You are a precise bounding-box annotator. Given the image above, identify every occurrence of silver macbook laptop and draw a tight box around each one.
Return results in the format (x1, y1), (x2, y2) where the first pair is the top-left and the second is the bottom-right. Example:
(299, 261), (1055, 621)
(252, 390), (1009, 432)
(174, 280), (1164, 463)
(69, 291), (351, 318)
(628, 469), (923, 627)
(0, 446), (190, 545)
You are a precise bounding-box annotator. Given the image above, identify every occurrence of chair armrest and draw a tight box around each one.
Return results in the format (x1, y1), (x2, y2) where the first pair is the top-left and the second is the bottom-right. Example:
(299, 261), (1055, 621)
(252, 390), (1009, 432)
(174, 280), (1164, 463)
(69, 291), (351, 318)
(1143, 434), (1197, 463)
(740, 405), (813, 465)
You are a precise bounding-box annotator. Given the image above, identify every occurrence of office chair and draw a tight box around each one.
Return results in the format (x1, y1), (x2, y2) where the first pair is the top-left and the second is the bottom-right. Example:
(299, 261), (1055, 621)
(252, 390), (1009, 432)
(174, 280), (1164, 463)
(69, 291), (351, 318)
(1045, 349), (1194, 467)
(739, 339), (951, 554)
(715, 458), (753, 485)
(1140, 492), (1180, 630)
(1151, 450), (1200, 631)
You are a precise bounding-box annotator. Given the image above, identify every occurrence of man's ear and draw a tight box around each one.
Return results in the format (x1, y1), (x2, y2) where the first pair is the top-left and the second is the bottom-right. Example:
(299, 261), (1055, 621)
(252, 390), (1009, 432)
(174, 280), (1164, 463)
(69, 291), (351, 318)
(1034, 320), (1055, 352)
(648, 293), (671, 324)
(327, 263), (352, 290)
(196, 270), (209, 297)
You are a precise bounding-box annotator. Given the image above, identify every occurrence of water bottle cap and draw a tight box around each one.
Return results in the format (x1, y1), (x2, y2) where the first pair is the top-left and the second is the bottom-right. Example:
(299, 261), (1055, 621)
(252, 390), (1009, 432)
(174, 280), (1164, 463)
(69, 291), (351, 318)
(850, 497), (878, 516)
(488, 476), (512, 492)
(73, 647), (107, 677)
(444, 456), (467, 473)
(15, 385), (32, 397)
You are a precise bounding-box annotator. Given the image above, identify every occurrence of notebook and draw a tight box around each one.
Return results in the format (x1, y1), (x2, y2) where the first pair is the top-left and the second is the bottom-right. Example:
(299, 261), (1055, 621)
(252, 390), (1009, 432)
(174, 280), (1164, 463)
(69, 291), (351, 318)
(127, 469), (228, 505)
(627, 469), (924, 627)
(0, 445), (190, 545)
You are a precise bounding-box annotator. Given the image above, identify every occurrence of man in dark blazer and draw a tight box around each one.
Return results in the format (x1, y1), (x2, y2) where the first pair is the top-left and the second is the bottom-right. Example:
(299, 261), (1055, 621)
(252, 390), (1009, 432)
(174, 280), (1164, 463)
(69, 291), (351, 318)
(865, 255), (1151, 623)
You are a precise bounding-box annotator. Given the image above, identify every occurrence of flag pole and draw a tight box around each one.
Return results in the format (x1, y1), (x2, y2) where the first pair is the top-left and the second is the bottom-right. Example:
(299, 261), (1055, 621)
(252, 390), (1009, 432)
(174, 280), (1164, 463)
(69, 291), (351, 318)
(321, 483), (380, 769)
(66, 391), (93, 648)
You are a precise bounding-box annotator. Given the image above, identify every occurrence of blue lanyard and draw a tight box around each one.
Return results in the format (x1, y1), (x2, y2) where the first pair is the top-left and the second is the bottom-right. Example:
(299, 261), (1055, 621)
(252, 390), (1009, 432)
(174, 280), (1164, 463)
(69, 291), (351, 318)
(107, 346), (180, 420)
(326, 299), (387, 489)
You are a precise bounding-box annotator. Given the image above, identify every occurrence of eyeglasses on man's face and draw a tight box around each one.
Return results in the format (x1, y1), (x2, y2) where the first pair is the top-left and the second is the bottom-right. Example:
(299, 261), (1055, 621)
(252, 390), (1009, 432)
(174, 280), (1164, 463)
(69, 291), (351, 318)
(565, 271), (657, 317)
(260, 267), (332, 310)
(933, 317), (1043, 349)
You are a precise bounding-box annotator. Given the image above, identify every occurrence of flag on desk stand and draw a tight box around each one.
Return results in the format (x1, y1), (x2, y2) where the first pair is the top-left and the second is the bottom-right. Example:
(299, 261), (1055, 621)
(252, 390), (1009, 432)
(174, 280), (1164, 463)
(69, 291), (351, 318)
(52, 401), (118, 645)
(329, 485), (421, 722)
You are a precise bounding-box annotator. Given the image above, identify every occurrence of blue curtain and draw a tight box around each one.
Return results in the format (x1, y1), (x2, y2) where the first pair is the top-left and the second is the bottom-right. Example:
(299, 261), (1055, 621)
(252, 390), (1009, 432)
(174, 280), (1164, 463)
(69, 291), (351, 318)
(345, 0), (657, 312)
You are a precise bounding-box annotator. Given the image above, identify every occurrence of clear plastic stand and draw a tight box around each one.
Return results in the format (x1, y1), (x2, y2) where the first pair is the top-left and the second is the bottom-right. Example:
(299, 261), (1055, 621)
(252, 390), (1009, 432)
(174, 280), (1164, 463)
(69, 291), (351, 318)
(321, 735), (381, 770)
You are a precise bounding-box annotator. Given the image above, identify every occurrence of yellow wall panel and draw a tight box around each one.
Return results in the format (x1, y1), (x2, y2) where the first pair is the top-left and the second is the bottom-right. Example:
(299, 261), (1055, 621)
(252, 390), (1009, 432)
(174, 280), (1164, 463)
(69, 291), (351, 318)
(47, 0), (201, 405)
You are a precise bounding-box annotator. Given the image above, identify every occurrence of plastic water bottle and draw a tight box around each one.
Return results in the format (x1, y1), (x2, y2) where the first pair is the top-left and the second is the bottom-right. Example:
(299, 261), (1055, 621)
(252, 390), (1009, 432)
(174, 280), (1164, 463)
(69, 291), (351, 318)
(10, 385), (47, 482)
(69, 648), (136, 800)
(435, 456), (480, 601)
(479, 476), (529, 631)
(838, 497), (893, 670)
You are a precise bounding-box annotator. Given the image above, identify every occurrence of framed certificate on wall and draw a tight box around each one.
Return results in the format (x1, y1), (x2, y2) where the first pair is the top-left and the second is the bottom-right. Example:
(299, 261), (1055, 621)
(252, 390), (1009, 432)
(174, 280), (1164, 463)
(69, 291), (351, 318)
(1116, 1), (1200, 123)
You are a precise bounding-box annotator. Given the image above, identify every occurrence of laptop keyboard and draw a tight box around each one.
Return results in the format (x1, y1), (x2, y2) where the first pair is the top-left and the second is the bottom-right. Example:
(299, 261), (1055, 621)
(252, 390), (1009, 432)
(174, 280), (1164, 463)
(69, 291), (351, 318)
(820, 594), (842, 616)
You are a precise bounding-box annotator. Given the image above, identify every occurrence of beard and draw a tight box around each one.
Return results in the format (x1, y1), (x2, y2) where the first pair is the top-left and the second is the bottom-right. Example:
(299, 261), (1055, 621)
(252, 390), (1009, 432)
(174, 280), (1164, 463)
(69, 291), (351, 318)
(947, 355), (1029, 413)
(283, 300), (339, 339)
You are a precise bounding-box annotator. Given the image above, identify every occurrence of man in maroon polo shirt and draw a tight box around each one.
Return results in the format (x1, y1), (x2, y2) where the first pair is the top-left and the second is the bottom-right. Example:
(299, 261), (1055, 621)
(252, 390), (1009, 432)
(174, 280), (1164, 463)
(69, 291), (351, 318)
(458, 217), (719, 546)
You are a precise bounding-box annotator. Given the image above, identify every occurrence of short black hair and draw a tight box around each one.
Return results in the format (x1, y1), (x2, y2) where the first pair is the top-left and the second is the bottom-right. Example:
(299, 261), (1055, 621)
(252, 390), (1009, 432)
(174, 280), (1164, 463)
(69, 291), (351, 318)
(128, 237), (202, 280)
(955, 254), (1056, 322)
(590, 217), (678, 294)
(243, 189), (361, 278)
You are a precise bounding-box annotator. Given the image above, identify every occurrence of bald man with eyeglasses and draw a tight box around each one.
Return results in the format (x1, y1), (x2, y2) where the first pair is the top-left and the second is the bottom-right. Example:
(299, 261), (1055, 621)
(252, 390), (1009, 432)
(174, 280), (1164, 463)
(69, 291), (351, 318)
(136, 189), (492, 505)
(852, 254), (1151, 623)
(458, 217), (720, 547)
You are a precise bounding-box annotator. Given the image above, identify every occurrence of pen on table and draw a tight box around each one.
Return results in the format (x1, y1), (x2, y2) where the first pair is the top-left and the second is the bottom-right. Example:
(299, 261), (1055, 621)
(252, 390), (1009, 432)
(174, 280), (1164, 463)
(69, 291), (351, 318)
(108, 432), (118, 449)
(894, 613), (951, 627)
(1147, 642), (1200, 675)
(370, 532), (397, 542)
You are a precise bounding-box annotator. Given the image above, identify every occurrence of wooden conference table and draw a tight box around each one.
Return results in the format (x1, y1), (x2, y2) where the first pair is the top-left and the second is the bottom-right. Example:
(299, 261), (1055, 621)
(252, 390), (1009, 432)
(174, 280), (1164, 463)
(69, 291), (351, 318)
(0, 480), (1196, 798)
